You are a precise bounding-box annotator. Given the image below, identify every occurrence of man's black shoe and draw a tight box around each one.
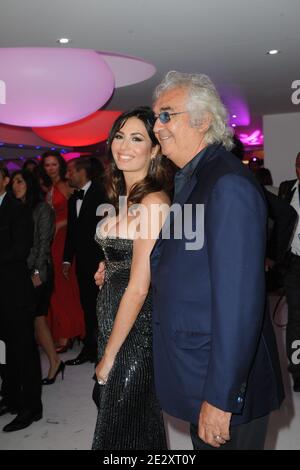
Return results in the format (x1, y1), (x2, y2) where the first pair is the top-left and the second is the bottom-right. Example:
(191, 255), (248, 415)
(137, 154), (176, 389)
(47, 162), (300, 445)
(0, 400), (18, 417)
(293, 376), (300, 392)
(2, 409), (42, 432)
(65, 351), (95, 366)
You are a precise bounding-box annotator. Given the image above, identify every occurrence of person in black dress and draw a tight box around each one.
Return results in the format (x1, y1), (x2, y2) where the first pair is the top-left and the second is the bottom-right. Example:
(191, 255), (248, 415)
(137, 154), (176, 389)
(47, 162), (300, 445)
(0, 164), (42, 432)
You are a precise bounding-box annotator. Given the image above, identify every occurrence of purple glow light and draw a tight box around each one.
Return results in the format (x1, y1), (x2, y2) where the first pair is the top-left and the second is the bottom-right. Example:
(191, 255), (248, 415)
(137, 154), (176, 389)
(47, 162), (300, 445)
(98, 52), (156, 88)
(219, 85), (250, 127)
(238, 129), (264, 146)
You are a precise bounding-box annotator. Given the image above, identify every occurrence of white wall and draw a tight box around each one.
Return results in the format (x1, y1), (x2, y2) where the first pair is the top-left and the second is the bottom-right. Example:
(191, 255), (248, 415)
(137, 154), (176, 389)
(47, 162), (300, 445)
(263, 112), (300, 187)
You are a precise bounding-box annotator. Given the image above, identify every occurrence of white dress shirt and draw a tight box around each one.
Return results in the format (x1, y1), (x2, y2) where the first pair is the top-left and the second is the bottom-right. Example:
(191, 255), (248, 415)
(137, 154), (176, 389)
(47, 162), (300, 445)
(0, 191), (7, 206)
(76, 180), (91, 217)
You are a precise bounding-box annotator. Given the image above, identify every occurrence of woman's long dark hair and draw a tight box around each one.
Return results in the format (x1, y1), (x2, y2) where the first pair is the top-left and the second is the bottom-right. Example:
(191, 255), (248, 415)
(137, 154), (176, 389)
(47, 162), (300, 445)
(105, 106), (174, 211)
(39, 151), (67, 187)
(10, 169), (44, 209)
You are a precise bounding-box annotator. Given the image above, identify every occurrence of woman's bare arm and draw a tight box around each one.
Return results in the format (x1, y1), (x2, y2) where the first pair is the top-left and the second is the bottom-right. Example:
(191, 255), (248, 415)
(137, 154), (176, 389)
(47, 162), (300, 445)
(95, 191), (170, 382)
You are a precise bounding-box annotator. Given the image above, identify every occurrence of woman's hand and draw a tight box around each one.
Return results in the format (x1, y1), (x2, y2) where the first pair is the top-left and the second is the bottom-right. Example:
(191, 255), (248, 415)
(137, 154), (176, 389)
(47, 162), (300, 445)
(94, 261), (106, 287)
(31, 273), (42, 288)
(95, 353), (115, 385)
(55, 219), (67, 237)
(62, 262), (71, 280)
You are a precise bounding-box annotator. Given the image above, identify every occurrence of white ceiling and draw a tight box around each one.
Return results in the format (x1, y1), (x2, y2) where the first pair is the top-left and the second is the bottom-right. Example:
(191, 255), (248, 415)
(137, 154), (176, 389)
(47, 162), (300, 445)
(1, 0), (300, 131)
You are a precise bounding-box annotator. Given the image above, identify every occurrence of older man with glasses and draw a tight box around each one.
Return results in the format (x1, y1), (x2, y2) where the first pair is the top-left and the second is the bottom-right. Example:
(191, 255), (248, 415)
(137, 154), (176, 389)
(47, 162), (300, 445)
(150, 71), (284, 450)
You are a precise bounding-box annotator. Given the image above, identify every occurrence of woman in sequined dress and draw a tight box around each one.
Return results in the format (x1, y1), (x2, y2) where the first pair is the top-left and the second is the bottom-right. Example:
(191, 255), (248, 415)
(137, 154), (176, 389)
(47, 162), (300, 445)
(92, 107), (173, 450)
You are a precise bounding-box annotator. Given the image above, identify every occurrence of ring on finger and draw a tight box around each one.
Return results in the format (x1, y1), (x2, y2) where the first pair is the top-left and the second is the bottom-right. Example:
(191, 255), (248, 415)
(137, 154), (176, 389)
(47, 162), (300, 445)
(97, 378), (107, 385)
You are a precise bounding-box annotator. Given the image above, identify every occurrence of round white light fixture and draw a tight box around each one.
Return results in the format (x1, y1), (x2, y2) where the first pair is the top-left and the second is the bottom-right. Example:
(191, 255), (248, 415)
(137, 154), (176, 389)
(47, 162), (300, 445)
(232, 114), (237, 118)
(232, 123), (236, 128)
(267, 49), (279, 55)
(57, 38), (71, 44)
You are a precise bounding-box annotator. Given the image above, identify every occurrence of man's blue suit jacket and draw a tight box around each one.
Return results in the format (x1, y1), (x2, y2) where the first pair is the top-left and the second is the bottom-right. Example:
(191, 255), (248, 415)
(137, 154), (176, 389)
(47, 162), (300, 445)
(150, 144), (284, 426)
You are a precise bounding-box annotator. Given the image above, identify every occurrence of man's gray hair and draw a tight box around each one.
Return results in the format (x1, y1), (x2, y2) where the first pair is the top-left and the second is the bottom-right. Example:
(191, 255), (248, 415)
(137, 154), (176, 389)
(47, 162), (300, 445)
(153, 71), (234, 150)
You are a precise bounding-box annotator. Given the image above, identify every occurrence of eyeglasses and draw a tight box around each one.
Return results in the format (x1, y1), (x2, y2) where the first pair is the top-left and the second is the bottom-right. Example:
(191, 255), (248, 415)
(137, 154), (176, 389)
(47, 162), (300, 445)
(154, 111), (187, 124)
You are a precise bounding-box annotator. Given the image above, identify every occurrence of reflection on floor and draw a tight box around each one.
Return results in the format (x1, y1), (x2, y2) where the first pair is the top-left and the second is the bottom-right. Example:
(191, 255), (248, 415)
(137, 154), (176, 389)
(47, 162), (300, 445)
(0, 296), (299, 450)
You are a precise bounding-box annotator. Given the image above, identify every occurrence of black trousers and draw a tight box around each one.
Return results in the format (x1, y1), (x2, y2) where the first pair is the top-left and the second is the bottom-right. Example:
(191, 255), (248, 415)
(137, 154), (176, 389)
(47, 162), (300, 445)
(284, 253), (300, 378)
(76, 267), (99, 357)
(0, 294), (42, 413)
(190, 414), (269, 450)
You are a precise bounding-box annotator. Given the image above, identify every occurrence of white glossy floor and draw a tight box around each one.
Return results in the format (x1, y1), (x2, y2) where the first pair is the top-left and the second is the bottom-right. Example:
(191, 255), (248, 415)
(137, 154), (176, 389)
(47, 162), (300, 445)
(1, 296), (300, 450)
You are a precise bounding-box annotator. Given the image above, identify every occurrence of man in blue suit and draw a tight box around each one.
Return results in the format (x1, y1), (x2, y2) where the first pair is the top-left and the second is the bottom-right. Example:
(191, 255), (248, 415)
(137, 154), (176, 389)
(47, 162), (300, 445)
(151, 71), (284, 449)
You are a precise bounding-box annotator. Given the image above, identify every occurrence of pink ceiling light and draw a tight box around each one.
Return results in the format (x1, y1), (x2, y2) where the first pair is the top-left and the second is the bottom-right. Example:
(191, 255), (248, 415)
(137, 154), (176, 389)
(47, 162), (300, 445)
(0, 48), (115, 127)
(32, 110), (122, 146)
(63, 152), (81, 162)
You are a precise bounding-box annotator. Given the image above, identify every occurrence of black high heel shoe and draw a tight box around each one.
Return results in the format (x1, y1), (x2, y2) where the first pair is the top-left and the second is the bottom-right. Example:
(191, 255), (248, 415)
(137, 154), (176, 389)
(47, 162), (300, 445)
(42, 361), (65, 385)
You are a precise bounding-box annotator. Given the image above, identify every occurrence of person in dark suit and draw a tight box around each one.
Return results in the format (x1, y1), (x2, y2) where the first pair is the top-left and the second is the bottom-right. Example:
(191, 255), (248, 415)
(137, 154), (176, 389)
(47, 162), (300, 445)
(232, 139), (297, 268)
(278, 153), (300, 202)
(150, 71), (284, 450)
(0, 163), (42, 432)
(63, 157), (106, 365)
(10, 169), (63, 385)
(278, 152), (300, 392)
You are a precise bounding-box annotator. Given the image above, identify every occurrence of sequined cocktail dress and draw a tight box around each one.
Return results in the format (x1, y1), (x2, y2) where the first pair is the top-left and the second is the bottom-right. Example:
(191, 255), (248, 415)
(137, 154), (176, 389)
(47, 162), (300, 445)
(92, 236), (167, 450)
